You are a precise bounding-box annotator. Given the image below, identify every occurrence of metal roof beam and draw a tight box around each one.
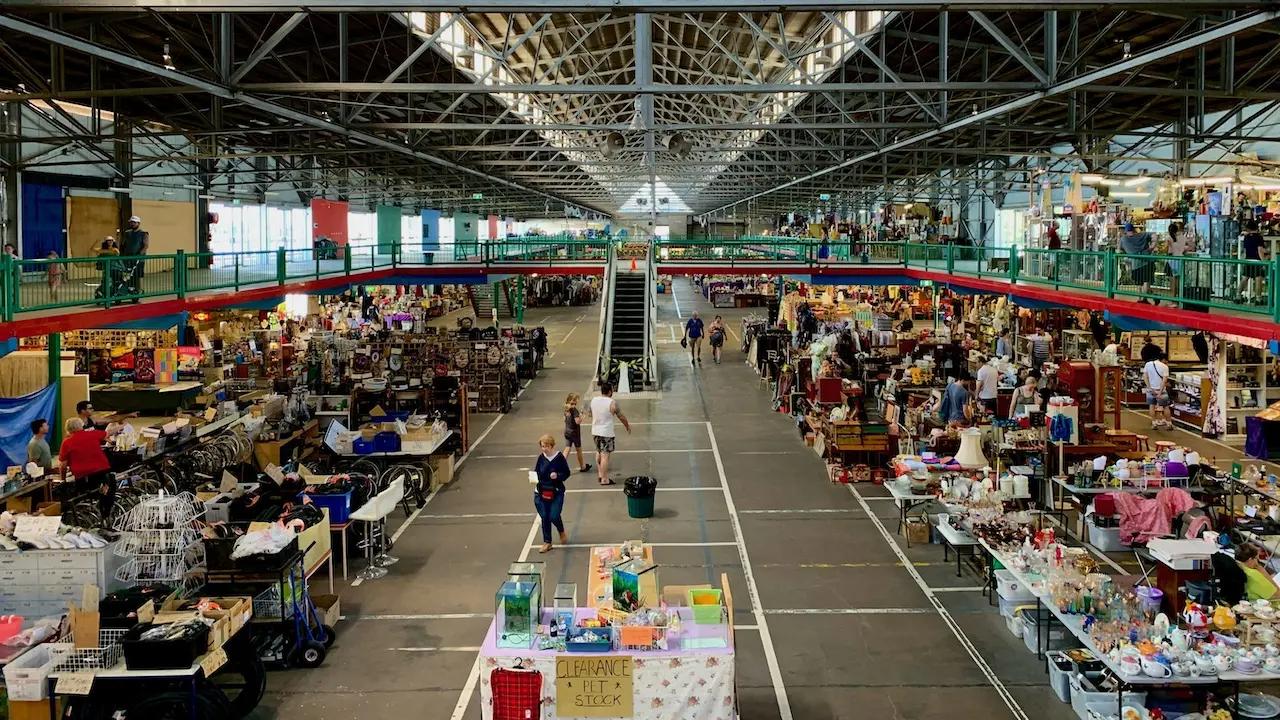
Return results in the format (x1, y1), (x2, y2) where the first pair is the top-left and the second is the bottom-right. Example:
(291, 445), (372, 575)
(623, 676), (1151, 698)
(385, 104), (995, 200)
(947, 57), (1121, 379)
(0, 12), (607, 216)
(1, 1), (1266, 8)
(228, 11), (307, 84)
(704, 8), (1280, 215)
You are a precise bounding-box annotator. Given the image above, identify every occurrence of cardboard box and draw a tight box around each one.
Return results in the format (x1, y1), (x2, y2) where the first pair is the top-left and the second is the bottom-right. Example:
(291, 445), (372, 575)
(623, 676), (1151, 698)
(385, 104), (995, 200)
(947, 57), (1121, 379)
(298, 509), (333, 568)
(428, 453), (455, 488)
(153, 595), (252, 650)
(903, 517), (931, 545)
(312, 593), (341, 627)
(661, 583), (712, 609)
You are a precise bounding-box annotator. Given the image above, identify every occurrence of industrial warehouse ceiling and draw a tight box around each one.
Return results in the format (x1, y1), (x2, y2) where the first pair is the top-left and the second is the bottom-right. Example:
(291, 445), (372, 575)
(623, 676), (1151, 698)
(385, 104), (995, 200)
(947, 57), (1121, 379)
(1, 6), (1278, 218)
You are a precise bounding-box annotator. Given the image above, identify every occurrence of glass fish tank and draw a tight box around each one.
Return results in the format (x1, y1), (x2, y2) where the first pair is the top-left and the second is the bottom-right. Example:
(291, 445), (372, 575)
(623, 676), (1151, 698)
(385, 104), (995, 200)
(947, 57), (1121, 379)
(496, 581), (540, 649)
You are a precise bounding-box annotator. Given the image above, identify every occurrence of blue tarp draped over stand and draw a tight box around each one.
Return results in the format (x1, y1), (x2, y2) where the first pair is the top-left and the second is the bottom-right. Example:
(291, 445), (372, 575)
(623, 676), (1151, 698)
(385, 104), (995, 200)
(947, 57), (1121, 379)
(0, 384), (57, 469)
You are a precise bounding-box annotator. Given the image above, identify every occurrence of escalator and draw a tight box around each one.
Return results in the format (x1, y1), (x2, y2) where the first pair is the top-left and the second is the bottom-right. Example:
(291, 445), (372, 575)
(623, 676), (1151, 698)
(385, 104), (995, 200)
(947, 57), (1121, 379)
(597, 243), (656, 389)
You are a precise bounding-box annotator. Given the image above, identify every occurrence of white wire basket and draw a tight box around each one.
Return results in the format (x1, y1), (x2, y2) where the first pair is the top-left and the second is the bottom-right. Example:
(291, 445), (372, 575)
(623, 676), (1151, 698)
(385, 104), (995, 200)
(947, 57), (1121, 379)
(252, 581), (301, 621)
(115, 545), (204, 585)
(4, 643), (66, 701)
(51, 629), (129, 673)
(116, 526), (201, 556)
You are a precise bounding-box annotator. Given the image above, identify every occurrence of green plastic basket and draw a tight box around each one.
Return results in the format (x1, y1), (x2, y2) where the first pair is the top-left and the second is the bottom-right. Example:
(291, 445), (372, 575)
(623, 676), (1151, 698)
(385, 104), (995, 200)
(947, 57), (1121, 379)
(687, 589), (724, 625)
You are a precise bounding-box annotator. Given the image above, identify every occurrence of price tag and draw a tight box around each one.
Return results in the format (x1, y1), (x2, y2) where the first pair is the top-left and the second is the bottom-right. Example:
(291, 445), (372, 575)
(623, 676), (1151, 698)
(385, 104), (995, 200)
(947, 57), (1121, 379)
(137, 599), (155, 624)
(205, 407), (218, 422)
(200, 647), (228, 676)
(264, 464), (285, 483)
(55, 672), (96, 695)
(220, 470), (239, 493)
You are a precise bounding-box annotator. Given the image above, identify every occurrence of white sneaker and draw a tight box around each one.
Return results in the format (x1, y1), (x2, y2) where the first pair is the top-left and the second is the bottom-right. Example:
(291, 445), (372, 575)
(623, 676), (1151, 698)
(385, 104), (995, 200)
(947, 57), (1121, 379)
(80, 532), (107, 549)
(45, 535), (73, 550)
(64, 534), (91, 549)
(0, 536), (17, 551)
(28, 536), (49, 550)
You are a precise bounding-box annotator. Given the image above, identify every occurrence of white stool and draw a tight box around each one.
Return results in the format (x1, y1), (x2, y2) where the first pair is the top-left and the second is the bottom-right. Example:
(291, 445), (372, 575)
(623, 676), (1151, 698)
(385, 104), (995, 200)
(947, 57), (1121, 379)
(350, 478), (404, 580)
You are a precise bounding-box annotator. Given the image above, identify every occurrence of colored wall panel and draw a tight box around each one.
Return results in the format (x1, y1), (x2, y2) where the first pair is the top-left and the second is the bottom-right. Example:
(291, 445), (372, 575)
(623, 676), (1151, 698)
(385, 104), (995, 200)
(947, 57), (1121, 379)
(132, 199), (196, 256)
(311, 199), (349, 246)
(375, 205), (402, 255)
(487, 215), (499, 239)
(421, 209), (441, 250)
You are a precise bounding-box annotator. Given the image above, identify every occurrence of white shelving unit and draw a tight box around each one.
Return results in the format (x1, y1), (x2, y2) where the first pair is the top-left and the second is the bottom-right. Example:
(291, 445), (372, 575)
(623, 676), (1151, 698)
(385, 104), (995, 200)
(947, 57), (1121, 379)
(1224, 363), (1271, 437)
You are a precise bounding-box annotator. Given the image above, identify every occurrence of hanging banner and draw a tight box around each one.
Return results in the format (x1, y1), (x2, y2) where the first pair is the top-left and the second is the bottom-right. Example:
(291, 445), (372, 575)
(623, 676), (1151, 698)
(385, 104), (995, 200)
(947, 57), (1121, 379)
(556, 656), (633, 717)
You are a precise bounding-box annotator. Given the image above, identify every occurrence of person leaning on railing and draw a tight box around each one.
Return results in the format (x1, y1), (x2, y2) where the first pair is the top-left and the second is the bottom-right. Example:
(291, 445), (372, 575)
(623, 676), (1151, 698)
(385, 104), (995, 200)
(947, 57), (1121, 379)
(1242, 221), (1270, 306)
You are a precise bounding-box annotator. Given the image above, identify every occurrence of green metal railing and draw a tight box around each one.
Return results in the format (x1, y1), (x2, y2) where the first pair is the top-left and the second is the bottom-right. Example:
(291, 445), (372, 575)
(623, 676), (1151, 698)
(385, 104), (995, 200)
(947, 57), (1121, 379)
(4, 238), (1280, 325)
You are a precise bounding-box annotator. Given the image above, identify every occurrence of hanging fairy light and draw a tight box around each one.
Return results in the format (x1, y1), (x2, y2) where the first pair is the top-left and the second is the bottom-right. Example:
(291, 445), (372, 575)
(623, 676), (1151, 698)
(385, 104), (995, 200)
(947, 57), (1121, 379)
(162, 42), (176, 71)
(1122, 42), (1132, 60)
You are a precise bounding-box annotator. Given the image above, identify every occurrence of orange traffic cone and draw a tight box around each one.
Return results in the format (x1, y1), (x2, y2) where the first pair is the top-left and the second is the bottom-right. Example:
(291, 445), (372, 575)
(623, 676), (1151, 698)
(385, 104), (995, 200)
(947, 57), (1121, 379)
(630, 258), (637, 271)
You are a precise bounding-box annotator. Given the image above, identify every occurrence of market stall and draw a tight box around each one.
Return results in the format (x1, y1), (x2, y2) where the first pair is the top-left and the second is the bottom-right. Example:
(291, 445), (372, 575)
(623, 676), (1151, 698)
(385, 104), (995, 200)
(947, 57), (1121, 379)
(477, 543), (737, 720)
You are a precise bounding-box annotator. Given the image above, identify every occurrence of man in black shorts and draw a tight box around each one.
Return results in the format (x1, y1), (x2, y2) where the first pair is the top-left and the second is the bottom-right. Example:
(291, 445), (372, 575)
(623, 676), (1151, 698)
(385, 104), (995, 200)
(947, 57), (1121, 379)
(1119, 223), (1156, 302)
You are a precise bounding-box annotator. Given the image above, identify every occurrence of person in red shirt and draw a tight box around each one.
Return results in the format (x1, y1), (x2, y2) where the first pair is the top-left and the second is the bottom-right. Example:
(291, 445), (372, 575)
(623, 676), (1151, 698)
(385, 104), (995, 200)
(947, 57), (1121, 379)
(59, 417), (121, 514)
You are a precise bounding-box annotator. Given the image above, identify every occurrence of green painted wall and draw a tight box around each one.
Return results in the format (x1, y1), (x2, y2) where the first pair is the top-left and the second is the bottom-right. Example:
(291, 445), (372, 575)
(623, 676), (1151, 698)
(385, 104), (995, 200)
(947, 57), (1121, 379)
(376, 205), (402, 255)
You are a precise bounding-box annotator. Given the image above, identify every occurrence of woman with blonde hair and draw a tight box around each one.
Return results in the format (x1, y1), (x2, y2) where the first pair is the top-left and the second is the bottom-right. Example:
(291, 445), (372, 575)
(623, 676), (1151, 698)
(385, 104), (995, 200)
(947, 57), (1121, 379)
(563, 393), (591, 473)
(533, 434), (571, 553)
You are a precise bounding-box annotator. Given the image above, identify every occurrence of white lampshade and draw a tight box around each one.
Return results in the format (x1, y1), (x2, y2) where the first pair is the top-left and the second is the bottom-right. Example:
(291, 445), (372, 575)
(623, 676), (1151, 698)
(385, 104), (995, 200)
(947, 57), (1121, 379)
(956, 428), (988, 469)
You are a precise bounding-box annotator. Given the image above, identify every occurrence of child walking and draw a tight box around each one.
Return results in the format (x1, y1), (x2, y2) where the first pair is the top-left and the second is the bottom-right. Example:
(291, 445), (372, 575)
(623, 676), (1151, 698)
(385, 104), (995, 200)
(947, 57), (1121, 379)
(563, 393), (592, 473)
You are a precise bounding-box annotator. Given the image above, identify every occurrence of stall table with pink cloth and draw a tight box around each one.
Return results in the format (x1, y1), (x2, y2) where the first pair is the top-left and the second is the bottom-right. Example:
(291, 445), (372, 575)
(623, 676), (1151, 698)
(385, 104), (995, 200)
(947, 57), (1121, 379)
(478, 606), (736, 720)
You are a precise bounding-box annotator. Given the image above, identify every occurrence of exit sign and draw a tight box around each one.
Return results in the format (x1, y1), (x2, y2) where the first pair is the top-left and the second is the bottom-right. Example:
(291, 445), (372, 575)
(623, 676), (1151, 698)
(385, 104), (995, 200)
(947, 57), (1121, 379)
(819, 194), (831, 201)
(471, 193), (484, 200)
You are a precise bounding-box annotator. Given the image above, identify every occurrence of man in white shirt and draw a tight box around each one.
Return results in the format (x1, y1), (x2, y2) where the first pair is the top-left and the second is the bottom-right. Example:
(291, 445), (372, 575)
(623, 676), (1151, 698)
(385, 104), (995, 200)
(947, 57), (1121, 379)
(588, 382), (631, 486)
(976, 357), (1000, 415)
(1143, 351), (1172, 430)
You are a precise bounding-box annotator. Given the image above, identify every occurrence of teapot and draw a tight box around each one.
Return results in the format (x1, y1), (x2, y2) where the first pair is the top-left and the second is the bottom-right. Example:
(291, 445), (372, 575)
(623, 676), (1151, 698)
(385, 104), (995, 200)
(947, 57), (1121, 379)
(1213, 605), (1238, 631)
(1169, 627), (1190, 651)
(1184, 603), (1210, 633)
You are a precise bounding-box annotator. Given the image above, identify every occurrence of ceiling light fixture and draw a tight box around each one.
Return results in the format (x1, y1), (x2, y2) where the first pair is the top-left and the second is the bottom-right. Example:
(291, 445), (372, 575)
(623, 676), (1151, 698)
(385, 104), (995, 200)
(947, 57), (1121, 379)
(1124, 171), (1149, 187)
(1099, 178), (1121, 186)
(1080, 174), (1104, 184)
(1179, 176), (1233, 186)
(1109, 191), (1150, 198)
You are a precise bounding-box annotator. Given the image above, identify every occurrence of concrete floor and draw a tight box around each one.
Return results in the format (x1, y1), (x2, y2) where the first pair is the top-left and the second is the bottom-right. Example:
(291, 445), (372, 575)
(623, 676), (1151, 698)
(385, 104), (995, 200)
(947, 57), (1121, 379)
(242, 278), (1255, 720)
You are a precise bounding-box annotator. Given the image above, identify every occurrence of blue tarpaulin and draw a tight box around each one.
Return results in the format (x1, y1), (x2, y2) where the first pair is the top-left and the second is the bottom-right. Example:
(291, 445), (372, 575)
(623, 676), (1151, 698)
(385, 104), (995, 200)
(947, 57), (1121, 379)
(1103, 311), (1186, 332)
(0, 384), (57, 470)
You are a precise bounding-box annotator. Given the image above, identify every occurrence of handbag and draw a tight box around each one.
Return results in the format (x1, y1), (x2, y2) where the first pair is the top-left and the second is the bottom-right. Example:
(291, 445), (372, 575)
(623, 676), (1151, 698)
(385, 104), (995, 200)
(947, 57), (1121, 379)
(539, 488), (556, 501)
(680, 337), (687, 348)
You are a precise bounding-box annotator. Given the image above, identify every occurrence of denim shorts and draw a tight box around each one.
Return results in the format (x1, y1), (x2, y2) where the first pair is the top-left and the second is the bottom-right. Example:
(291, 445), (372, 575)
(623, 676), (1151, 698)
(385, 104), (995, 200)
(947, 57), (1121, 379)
(1146, 391), (1171, 407)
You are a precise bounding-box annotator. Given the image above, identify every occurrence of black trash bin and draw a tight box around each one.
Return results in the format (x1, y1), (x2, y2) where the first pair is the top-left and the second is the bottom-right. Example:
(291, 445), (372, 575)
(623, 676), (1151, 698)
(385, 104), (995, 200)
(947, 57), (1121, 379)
(623, 476), (658, 518)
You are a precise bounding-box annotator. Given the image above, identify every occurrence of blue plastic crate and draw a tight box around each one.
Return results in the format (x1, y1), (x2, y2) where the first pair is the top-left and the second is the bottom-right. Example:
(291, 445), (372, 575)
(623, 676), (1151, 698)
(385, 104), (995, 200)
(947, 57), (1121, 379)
(565, 626), (613, 653)
(353, 438), (374, 455)
(374, 431), (401, 453)
(299, 488), (354, 523)
(370, 411), (411, 422)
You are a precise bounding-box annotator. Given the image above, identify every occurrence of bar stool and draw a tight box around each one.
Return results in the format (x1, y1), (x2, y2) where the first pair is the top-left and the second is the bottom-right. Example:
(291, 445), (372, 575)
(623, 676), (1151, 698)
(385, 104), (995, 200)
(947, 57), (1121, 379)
(349, 478), (404, 580)
(1134, 435), (1151, 452)
(1155, 441), (1177, 454)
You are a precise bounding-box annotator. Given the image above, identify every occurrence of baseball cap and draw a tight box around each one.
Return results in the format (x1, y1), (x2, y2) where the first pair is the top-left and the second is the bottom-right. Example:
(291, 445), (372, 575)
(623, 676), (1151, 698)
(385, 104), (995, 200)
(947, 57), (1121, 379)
(128, 216), (141, 223)
(1123, 223), (1134, 232)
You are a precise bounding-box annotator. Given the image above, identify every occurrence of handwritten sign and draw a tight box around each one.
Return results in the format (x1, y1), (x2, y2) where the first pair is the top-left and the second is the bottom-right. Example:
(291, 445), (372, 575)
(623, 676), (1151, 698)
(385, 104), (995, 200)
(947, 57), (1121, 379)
(55, 672), (96, 695)
(200, 647), (228, 676)
(264, 464), (285, 483)
(220, 470), (238, 493)
(13, 515), (61, 542)
(556, 655), (633, 718)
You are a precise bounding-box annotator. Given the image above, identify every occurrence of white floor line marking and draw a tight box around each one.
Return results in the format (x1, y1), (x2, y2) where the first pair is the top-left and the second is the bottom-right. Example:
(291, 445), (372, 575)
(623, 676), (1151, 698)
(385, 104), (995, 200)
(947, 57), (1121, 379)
(565, 487), (719, 494)
(673, 289), (683, 319)
(628, 421), (707, 425)
(469, 449), (713, 459)
(705, 421), (793, 720)
(847, 483), (1029, 720)
(394, 646), (483, 652)
(929, 587), (985, 594)
(738, 508), (861, 514)
(763, 607), (933, 615)
(528, 541), (739, 549)
(733, 451), (805, 455)
(859, 497), (897, 501)
(418, 512), (532, 520)
(736, 624), (759, 631)
(347, 613), (495, 621)
(559, 325), (577, 345)
(453, 311), (591, 717)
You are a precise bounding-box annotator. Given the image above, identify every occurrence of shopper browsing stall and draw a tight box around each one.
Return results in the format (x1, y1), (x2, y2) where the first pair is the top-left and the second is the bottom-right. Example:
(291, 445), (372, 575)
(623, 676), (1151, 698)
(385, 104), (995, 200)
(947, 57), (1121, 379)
(1009, 374), (1040, 417)
(1243, 221), (1271, 305)
(533, 435), (571, 554)
(27, 419), (53, 471)
(1120, 223), (1156, 303)
(1143, 351), (1172, 430)
(975, 357), (999, 415)
(589, 382), (631, 486)
(938, 378), (973, 426)
(995, 328), (1012, 360)
(59, 417), (123, 513)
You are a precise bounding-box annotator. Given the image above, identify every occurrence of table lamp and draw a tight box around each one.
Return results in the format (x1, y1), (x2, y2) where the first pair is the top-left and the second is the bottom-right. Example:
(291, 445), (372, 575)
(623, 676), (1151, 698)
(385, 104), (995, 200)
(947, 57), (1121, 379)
(955, 427), (988, 469)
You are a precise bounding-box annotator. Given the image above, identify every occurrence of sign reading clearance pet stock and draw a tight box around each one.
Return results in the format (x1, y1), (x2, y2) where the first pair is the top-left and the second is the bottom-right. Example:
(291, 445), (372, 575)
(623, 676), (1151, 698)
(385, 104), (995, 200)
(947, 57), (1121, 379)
(555, 655), (633, 717)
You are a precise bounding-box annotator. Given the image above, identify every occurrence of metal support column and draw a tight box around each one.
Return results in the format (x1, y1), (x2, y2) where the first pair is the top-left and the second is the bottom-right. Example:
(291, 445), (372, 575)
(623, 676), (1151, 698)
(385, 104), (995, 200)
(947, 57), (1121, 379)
(636, 13), (656, 233)
(938, 11), (949, 124)
(113, 118), (132, 232)
(0, 102), (19, 253)
(48, 333), (61, 447)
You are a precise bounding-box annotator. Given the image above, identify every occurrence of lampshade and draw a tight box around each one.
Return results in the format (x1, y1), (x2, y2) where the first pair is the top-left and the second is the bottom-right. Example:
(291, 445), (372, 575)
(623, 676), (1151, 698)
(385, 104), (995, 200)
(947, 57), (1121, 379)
(956, 428), (988, 469)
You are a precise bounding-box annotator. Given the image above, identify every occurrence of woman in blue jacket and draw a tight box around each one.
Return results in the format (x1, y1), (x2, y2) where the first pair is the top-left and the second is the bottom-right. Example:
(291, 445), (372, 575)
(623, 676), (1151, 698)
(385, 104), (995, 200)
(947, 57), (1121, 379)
(534, 434), (571, 553)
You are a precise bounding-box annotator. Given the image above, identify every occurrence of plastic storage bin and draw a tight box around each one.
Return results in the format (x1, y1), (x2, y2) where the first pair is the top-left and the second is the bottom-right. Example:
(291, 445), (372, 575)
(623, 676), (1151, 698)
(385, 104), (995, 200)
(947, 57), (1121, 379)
(298, 488), (355, 523)
(688, 589), (725, 625)
(4, 642), (66, 701)
(373, 431), (401, 453)
(122, 623), (211, 670)
(1046, 652), (1073, 703)
(1069, 673), (1146, 720)
(1088, 519), (1127, 553)
(994, 569), (1037, 602)
(353, 438), (374, 455)
(1020, 608), (1074, 654)
(566, 626), (614, 653)
(1005, 613), (1024, 639)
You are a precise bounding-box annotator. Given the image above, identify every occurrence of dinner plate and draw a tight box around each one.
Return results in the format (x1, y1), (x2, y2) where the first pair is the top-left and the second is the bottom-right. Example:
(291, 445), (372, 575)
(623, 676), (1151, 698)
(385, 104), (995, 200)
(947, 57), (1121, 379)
(1232, 694), (1280, 719)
